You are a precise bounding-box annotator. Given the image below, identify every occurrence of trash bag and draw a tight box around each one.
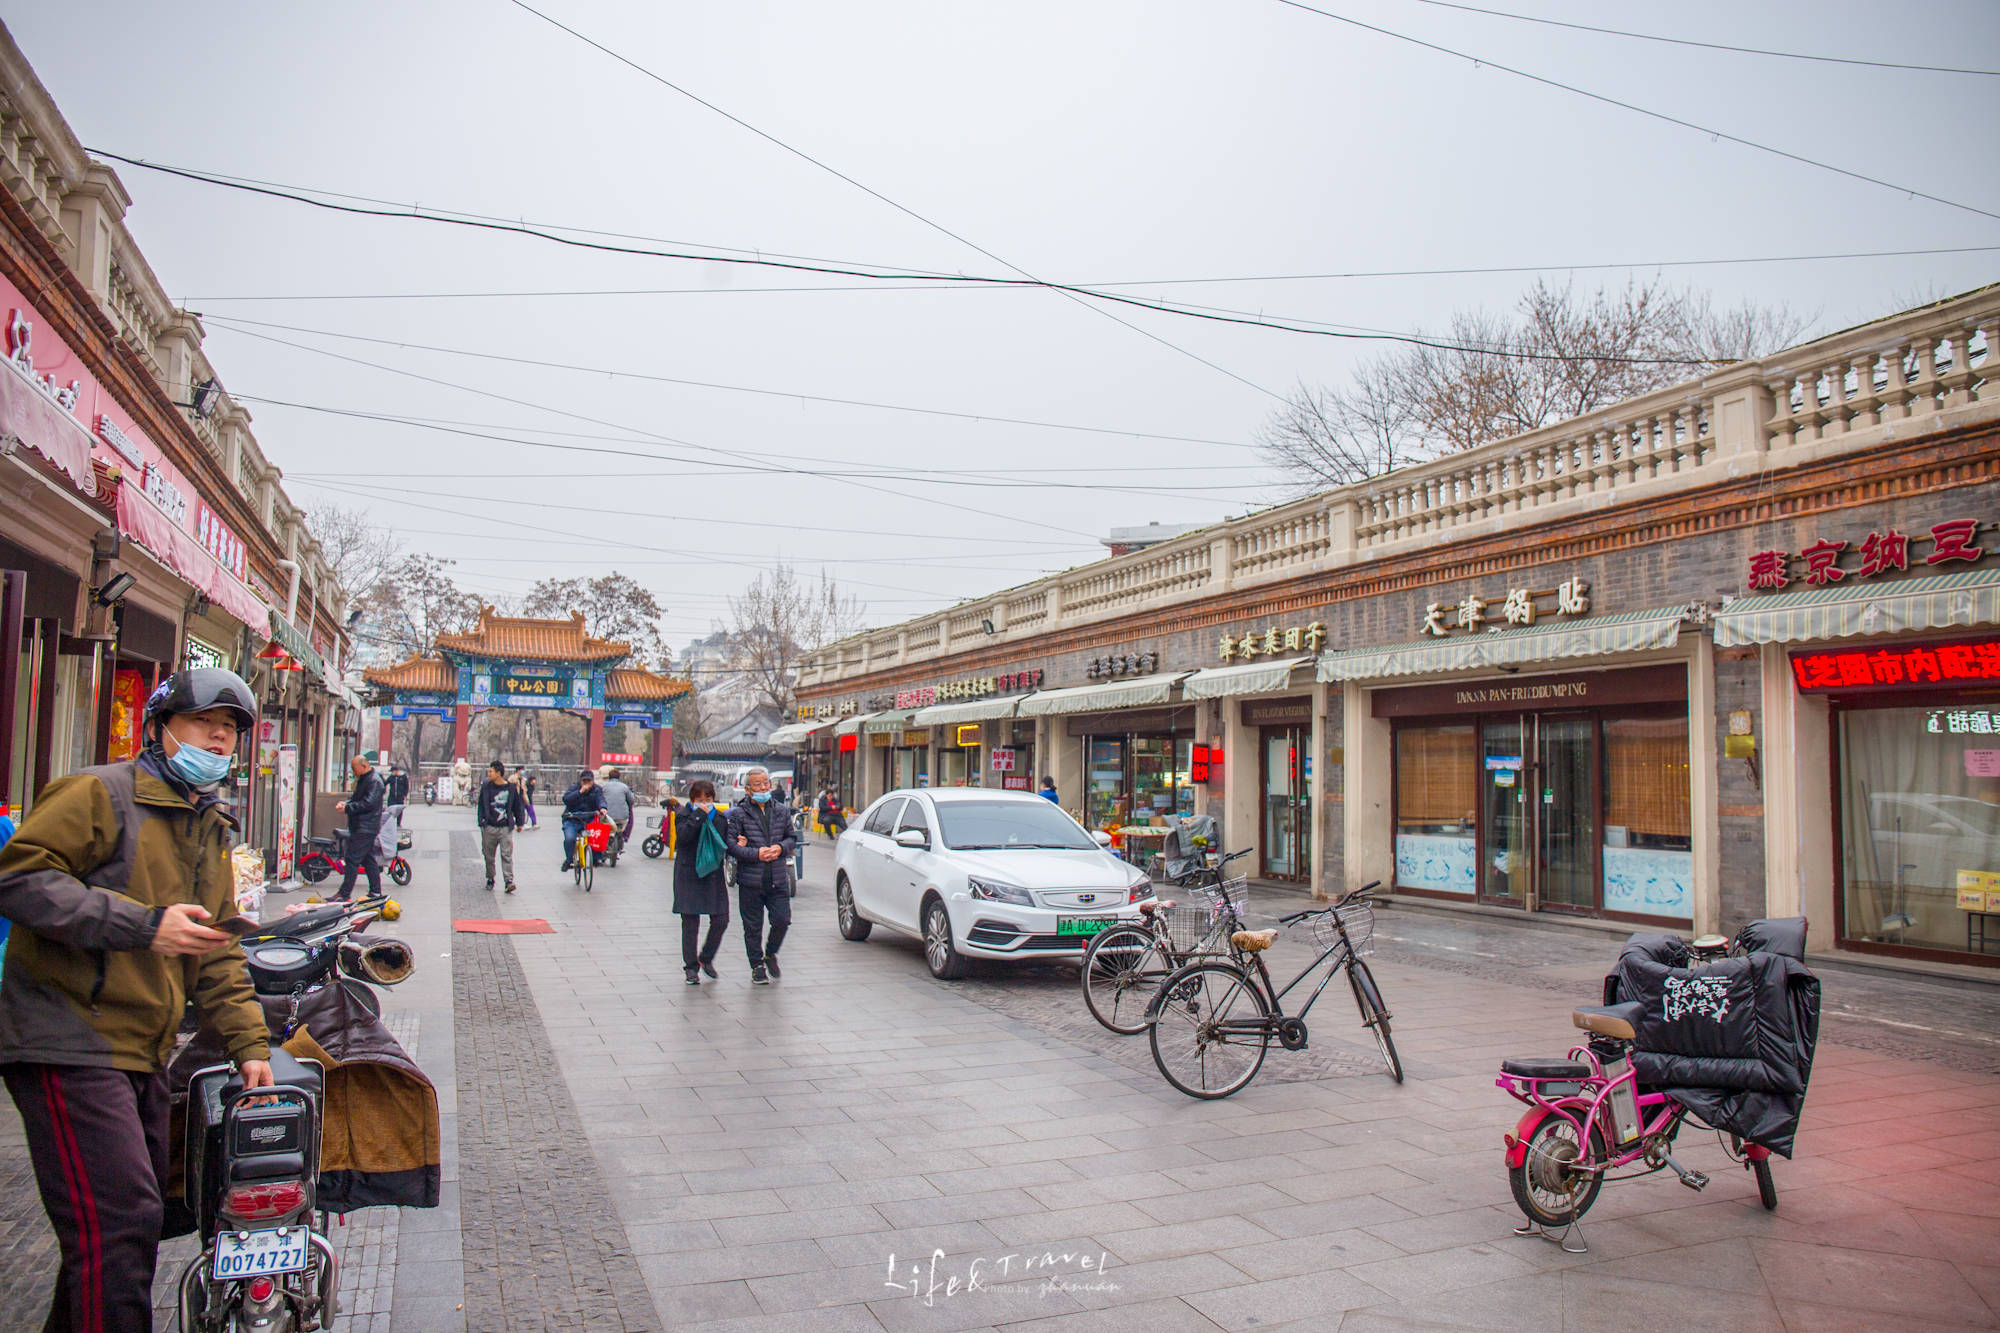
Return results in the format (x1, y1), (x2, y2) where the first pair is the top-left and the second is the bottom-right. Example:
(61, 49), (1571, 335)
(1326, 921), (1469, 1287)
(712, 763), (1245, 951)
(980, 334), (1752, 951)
(1606, 917), (1821, 1158)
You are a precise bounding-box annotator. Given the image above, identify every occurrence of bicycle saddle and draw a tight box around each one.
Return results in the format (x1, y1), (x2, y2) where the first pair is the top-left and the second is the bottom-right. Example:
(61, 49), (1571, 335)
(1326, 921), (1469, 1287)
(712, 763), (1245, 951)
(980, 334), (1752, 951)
(1231, 929), (1278, 953)
(1139, 900), (1175, 916)
(1572, 1001), (1645, 1041)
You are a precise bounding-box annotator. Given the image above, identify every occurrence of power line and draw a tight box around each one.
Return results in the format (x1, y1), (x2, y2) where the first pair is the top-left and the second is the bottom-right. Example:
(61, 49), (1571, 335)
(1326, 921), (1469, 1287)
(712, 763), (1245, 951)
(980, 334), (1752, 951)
(501, 0), (1290, 404)
(175, 242), (2000, 301)
(1396, 0), (2000, 76)
(197, 313), (1256, 450)
(1270, 0), (2000, 225)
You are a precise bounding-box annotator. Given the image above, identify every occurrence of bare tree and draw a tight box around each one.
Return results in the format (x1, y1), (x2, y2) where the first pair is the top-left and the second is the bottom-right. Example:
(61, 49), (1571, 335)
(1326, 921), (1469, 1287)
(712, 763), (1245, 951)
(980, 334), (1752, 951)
(305, 503), (400, 603)
(360, 555), (482, 661)
(724, 567), (865, 718)
(1258, 280), (1813, 489)
(522, 572), (668, 668)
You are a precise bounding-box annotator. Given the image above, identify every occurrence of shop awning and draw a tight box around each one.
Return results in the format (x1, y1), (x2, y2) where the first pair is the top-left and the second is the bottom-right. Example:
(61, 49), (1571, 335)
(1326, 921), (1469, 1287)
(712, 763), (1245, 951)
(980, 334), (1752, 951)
(767, 720), (832, 745)
(863, 711), (918, 735)
(1315, 607), (1688, 682)
(115, 481), (274, 640)
(1180, 657), (1313, 700)
(0, 357), (98, 499)
(1016, 671), (1190, 716)
(1711, 570), (2000, 648)
(908, 696), (1029, 726)
(833, 712), (879, 737)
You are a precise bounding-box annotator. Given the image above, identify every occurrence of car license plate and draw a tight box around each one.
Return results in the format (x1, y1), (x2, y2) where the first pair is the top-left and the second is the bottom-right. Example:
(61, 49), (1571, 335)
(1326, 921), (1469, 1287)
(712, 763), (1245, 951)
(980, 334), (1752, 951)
(1057, 916), (1116, 936)
(212, 1226), (311, 1281)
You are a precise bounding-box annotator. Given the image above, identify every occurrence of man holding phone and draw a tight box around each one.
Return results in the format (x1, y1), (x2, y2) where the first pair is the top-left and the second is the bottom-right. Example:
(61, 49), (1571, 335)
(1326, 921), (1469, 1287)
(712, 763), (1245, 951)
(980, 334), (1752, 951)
(0, 667), (272, 1330)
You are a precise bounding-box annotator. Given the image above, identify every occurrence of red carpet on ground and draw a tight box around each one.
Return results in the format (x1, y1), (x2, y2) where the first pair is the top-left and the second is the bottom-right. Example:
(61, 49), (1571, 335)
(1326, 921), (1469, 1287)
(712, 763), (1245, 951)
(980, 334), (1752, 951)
(453, 918), (555, 934)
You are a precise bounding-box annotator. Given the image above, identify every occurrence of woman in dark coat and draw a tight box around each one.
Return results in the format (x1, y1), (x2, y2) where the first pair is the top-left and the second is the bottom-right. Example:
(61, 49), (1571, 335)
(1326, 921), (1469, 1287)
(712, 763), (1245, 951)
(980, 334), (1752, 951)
(669, 780), (731, 985)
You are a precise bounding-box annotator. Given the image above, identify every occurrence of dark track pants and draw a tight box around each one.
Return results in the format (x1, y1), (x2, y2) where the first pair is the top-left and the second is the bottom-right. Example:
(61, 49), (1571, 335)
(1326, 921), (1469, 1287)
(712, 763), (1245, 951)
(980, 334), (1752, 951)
(681, 912), (729, 969)
(738, 883), (791, 966)
(336, 848), (381, 898)
(3, 1062), (170, 1333)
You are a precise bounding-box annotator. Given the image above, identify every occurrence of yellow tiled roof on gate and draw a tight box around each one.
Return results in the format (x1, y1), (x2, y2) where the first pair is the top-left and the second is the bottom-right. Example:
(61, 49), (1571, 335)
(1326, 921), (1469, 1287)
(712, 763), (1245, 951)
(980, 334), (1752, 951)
(606, 669), (692, 701)
(361, 657), (457, 692)
(433, 607), (631, 664)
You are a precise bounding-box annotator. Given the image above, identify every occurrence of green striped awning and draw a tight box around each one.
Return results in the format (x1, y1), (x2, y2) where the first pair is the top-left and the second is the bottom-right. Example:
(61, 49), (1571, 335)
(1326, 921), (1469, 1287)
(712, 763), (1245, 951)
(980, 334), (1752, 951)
(1180, 657), (1314, 700)
(862, 711), (919, 735)
(767, 719), (834, 745)
(909, 695), (1028, 726)
(1316, 607), (1688, 683)
(1712, 570), (2000, 647)
(1016, 671), (1190, 716)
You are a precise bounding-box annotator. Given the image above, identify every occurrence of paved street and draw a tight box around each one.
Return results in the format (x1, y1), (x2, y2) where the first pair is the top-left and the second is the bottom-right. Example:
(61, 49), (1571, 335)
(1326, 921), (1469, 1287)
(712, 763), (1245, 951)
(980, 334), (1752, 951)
(5, 803), (2000, 1329)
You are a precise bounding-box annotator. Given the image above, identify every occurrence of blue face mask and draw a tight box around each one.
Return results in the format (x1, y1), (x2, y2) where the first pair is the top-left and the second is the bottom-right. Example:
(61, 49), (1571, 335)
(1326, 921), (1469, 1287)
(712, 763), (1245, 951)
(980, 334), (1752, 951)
(166, 741), (233, 787)
(693, 801), (713, 813)
(751, 790), (772, 803)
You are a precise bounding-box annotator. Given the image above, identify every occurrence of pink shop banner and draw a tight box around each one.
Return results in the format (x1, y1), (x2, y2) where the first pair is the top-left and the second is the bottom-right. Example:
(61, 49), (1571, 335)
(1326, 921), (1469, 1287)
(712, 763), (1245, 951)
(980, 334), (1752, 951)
(116, 481), (273, 634)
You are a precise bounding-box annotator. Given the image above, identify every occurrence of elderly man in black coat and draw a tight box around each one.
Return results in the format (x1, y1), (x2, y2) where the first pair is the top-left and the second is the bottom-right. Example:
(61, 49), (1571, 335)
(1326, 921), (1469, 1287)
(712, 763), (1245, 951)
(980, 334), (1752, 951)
(666, 779), (731, 985)
(725, 767), (797, 985)
(333, 750), (386, 900)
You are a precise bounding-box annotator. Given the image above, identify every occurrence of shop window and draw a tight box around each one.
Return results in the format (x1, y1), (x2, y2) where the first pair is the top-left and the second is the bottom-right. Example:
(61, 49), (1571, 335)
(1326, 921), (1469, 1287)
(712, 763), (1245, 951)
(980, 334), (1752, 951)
(1840, 705), (2000, 956)
(1395, 724), (1476, 895)
(1132, 737), (1191, 820)
(1601, 716), (1693, 919)
(1085, 738), (1126, 830)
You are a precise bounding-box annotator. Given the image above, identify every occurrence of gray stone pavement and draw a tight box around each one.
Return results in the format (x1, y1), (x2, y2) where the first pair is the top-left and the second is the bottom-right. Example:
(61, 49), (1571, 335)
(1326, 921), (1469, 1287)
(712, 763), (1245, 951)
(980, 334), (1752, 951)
(7, 803), (2000, 1330)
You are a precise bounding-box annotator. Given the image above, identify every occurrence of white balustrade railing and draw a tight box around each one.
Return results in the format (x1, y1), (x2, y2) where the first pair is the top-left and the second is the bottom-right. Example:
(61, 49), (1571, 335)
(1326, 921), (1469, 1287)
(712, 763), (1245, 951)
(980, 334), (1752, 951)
(799, 287), (2000, 687)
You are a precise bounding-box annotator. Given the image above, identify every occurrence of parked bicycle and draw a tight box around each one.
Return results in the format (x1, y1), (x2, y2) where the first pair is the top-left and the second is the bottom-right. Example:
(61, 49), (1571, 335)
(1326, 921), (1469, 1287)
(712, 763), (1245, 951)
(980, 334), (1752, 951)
(1497, 927), (1813, 1250)
(1081, 848), (1253, 1034)
(1146, 880), (1400, 1097)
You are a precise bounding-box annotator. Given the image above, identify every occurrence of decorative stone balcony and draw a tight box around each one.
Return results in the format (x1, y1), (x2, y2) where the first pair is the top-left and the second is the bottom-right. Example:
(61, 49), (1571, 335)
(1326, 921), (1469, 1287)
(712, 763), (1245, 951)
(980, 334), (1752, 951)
(797, 286), (1998, 692)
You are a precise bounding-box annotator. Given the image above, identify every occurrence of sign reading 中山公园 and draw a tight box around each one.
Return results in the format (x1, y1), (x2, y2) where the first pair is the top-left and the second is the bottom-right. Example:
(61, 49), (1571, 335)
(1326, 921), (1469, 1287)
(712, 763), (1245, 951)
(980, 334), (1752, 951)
(1421, 581), (1588, 638)
(472, 669), (590, 709)
(1219, 623), (1325, 661)
(1748, 520), (1985, 591)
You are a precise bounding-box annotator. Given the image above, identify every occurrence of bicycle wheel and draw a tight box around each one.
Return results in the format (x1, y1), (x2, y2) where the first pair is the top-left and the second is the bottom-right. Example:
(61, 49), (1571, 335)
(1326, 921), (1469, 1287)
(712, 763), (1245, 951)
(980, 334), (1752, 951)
(573, 837), (586, 887)
(1348, 959), (1403, 1083)
(1509, 1110), (1609, 1229)
(1147, 962), (1271, 1099)
(1082, 926), (1173, 1036)
(1752, 1155), (1777, 1210)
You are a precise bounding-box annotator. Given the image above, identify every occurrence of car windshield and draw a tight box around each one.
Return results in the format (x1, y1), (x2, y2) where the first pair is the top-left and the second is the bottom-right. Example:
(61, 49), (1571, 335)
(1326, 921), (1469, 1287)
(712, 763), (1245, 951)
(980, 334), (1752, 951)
(936, 800), (1098, 851)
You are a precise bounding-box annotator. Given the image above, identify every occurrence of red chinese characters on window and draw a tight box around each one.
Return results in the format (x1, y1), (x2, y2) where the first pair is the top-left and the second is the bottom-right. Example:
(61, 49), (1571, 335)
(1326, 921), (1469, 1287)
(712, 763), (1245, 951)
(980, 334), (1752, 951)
(1790, 638), (2000, 692)
(1799, 539), (1847, 586)
(1747, 550), (1790, 590)
(1925, 519), (1985, 565)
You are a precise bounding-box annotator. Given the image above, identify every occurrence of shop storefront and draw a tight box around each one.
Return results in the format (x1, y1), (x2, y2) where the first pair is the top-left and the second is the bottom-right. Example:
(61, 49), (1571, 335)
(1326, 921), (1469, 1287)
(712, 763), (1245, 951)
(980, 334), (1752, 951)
(1247, 697), (1313, 882)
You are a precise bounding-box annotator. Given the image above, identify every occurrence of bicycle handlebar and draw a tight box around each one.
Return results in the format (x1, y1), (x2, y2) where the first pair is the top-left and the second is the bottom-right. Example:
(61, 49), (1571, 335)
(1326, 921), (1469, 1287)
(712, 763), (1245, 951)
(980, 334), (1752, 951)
(1276, 880), (1382, 926)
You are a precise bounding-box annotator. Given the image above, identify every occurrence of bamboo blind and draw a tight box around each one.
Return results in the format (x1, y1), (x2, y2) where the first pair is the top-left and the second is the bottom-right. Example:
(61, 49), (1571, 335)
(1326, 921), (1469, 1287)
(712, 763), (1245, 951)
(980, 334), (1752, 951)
(1603, 717), (1691, 838)
(1396, 725), (1477, 824)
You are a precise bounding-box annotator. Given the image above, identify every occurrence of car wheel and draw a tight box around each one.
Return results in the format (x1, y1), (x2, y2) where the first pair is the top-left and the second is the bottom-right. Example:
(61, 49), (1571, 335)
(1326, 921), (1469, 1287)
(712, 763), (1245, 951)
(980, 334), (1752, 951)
(837, 874), (872, 941)
(922, 897), (967, 980)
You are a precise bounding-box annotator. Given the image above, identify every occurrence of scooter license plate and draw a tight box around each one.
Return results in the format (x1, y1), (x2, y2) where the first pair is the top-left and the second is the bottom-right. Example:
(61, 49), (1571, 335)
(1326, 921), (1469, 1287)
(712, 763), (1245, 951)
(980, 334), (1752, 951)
(212, 1226), (311, 1280)
(1057, 916), (1116, 936)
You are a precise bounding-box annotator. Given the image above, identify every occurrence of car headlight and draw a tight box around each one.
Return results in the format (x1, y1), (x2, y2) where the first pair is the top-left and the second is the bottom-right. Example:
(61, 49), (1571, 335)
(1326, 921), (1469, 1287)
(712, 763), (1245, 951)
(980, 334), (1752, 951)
(967, 876), (1034, 906)
(1125, 870), (1155, 904)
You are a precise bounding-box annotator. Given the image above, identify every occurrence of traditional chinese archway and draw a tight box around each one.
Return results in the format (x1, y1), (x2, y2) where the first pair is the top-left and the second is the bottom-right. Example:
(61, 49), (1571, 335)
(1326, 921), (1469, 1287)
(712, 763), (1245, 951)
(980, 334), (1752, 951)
(361, 608), (689, 776)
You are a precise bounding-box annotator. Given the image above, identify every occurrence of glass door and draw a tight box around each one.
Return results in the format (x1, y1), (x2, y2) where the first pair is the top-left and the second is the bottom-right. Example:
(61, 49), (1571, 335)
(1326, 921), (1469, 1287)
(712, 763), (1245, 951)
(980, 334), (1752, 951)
(1480, 717), (1529, 904)
(1261, 726), (1310, 881)
(1534, 715), (1598, 911)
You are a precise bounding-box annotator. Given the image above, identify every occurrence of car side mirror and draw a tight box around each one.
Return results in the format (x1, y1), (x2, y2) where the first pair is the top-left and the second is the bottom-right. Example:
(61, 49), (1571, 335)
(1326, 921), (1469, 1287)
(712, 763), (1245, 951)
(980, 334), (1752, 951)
(1090, 830), (1113, 848)
(894, 828), (929, 849)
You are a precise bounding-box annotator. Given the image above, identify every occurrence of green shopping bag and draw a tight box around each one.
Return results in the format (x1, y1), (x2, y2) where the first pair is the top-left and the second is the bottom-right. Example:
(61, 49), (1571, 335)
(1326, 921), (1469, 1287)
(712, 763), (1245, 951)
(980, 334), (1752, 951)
(695, 813), (729, 879)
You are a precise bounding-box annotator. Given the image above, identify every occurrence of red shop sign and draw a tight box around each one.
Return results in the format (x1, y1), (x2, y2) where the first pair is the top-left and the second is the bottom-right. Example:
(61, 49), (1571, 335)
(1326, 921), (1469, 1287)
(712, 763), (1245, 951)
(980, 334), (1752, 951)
(1790, 637), (2000, 693)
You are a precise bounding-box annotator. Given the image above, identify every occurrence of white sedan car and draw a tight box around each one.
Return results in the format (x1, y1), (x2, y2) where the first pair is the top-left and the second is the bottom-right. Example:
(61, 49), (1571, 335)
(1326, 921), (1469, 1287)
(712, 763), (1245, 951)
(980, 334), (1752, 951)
(833, 788), (1157, 979)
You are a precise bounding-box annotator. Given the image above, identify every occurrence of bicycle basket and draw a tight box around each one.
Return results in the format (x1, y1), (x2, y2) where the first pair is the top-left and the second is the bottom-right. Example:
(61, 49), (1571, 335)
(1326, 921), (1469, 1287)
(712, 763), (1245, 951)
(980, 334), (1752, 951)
(1311, 902), (1376, 957)
(1188, 875), (1250, 926)
(1159, 904), (1228, 956)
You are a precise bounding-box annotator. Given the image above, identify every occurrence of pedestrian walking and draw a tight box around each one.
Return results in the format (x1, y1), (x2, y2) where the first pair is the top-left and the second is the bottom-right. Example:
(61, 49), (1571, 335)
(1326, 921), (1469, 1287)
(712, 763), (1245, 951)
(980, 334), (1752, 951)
(667, 780), (731, 984)
(560, 770), (607, 871)
(727, 767), (797, 984)
(599, 767), (635, 850)
(1039, 776), (1060, 803)
(334, 751), (386, 899)
(0, 667), (273, 1330)
(476, 759), (524, 892)
(519, 766), (538, 827)
(377, 761), (410, 864)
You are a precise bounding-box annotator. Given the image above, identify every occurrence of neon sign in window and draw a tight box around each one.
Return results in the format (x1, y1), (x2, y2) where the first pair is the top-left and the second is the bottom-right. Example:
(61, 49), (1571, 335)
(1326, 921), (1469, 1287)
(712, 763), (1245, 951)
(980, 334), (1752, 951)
(1790, 638), (2000, 693)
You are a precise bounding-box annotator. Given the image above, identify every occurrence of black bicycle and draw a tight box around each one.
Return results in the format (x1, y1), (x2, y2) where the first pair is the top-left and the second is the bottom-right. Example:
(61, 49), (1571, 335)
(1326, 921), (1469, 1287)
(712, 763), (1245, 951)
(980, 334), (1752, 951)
(1081, 848), (1253, 1034)
(1147, 880), (1401, 1098)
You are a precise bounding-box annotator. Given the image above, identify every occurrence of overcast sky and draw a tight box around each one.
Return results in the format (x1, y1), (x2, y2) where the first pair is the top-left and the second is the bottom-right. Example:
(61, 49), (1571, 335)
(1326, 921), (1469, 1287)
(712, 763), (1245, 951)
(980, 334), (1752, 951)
(11, 1), (1997, 652)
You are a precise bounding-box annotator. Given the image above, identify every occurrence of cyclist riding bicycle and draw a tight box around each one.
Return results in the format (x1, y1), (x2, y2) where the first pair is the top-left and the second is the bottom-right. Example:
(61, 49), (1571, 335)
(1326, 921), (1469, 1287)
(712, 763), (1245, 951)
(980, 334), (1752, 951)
(598, 767), (635, 849)
(560, 769), (608, 871)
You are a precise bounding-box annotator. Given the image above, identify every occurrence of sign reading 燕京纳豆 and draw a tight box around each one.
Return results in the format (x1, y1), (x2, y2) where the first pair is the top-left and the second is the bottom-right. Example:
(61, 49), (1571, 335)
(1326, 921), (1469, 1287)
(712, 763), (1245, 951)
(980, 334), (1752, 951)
(1217, 624), (1324, 662)
(1748, 521), (1986, 591)
(1419, 581), (1589, 639)
(1790, 637), (2000, 693)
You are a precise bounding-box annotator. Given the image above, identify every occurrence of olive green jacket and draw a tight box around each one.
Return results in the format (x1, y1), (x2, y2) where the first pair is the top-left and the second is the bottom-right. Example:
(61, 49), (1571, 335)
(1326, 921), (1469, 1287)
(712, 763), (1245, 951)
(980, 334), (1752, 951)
(0, 758), (269, 1072)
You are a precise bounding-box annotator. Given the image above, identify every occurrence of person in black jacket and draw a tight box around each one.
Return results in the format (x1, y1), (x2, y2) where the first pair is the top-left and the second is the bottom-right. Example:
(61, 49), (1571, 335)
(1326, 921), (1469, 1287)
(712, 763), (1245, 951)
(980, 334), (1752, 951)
(665, 780), (730, 984)
(475, 759), (524, 892)
(726, 767), (797, 984)
(377, 762), (411, 866)
(333, 751), (385, 899)
(560, 770), (607, 871)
